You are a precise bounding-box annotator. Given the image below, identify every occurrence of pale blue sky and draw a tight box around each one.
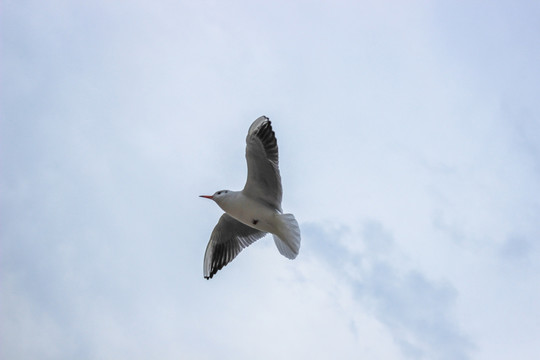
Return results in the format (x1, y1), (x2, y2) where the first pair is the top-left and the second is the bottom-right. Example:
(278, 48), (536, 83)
(2, 1), (539, 359)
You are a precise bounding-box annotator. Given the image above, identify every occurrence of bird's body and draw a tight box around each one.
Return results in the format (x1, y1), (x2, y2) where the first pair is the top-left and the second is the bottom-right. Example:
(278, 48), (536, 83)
(200, 116), (301, 279)
(214, 190), (279, 234)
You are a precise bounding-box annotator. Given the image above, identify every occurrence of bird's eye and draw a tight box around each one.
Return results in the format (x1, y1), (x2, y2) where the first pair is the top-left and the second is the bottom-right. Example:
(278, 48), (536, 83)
(217, 191), (222, 195)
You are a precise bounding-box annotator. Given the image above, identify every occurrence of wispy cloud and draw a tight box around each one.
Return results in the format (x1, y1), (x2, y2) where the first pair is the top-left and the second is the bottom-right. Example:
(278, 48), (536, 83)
(304, 221), (473, 359)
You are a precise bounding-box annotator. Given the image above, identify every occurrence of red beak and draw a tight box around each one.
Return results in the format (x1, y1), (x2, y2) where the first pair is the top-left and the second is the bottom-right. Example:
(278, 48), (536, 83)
(199, 195), (213, 199)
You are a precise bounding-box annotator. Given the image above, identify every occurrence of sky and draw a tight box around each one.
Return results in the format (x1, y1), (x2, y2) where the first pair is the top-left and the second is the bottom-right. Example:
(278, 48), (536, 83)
(1, 1), (539, 359)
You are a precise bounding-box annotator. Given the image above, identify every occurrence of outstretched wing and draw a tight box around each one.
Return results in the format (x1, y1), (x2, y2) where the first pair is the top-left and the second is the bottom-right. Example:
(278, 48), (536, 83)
(243, 116), (283, 211)
(203, 213), (267, 279)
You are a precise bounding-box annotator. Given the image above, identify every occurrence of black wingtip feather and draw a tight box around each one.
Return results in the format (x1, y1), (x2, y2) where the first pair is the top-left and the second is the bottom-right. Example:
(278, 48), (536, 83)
(253, 119), (278, 162)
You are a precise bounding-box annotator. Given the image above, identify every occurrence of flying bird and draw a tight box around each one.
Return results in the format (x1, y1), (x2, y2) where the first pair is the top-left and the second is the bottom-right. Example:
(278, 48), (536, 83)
(200, 116), (301, 279)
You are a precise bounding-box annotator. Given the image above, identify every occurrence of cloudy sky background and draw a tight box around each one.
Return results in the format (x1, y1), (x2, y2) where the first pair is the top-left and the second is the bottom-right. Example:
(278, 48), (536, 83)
(2, 1), (539, 359)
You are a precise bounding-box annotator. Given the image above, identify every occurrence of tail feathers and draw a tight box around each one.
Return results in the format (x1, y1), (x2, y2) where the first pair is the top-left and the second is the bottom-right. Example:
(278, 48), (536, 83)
(273, 213), (301, 259)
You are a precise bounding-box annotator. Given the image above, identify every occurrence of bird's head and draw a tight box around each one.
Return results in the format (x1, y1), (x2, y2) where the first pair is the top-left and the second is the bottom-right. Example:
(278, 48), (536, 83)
(199, 190), (231, 204)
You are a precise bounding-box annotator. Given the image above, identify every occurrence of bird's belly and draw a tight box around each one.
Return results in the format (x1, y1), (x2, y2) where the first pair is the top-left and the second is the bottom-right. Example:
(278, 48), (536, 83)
(224, 197), (278, 233)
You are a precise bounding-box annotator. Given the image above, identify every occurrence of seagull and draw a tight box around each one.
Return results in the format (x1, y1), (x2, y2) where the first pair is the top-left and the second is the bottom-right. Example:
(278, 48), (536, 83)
(200, 116), (301, 279)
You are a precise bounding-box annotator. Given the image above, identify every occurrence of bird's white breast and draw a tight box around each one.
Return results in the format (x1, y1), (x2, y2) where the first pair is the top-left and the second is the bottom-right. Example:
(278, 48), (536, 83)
(218, 192), (278, 233)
